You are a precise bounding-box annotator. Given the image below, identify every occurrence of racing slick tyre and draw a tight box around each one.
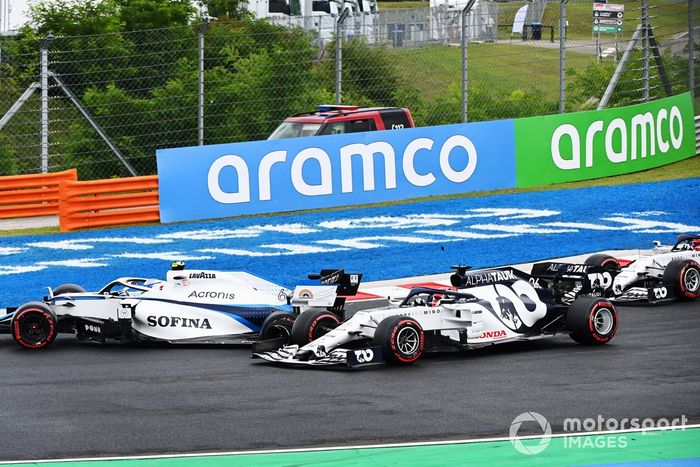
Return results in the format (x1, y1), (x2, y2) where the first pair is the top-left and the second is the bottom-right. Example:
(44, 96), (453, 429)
(663, 259), (700, 300)
(11, 302), (58, 350)
(260, 312), (296, 341)
(373, 315), (424, 365)
(291, 310), (341, 346)
(584, 253), (620, 271)
(53, 284), (86, 295)
(566, 297), (618, 345)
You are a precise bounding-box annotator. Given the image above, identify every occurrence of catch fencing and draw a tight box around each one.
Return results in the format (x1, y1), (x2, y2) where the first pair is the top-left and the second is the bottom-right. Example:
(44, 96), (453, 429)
(0, 0), (697, 179)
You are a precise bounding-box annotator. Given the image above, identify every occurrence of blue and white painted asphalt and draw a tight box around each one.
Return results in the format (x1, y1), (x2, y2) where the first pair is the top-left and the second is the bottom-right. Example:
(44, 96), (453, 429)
(1, 177), (699, 308)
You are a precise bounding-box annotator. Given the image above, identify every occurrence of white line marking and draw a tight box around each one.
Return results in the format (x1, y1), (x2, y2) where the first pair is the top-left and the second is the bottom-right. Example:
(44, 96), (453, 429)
(0, 424), (697, 465)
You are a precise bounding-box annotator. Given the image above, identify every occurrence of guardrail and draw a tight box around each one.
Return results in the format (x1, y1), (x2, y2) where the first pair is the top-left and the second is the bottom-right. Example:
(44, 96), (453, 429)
(59, 176), (160, 232)
(0, 169), (77, 219)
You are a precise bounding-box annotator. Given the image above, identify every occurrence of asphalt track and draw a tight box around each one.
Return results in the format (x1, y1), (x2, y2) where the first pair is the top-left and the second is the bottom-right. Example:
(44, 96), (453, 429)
(0, 301), (698, 462)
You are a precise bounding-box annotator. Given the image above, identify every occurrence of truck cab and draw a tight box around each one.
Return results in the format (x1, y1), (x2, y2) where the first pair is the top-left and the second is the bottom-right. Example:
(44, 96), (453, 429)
(268, 105), (415, 140)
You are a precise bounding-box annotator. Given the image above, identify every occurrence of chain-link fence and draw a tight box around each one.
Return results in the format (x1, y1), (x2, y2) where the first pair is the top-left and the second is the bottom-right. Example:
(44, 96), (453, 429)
(0, 0), (697, 179)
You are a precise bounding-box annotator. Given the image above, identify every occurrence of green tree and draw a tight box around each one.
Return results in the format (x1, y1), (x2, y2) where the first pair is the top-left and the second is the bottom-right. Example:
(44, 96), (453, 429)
(117, 0), (196, 31)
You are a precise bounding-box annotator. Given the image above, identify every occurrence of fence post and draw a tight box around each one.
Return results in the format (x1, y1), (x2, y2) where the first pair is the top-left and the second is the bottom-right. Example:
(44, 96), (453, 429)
(198, 19), (209, 146)
(335, 9), (349, 105)
(40, 34), (52, 174)
(641, 0), (649, 101)
(559, 0), (568, 114)
(461, 0), (476, 123)
(690, 0), (695, 98)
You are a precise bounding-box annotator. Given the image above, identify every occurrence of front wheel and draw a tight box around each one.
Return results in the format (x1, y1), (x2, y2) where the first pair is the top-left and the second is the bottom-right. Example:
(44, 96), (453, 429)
(291, 310), (340, 346)
(373, 315), (424, 365)
(11, 302), (58, 350)
(260, 311), (296, 341)
(566, 297), (618, 345)
(663, 259), (700, 300)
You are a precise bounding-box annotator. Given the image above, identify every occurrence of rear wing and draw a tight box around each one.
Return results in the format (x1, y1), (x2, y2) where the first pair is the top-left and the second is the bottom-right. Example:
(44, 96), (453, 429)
(531, 262), (614, 295)
(293, 269), (362, 312)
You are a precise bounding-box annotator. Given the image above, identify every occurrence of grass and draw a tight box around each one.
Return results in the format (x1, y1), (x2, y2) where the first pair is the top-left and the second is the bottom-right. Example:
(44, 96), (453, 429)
(377, 1), (427, 9)
(389, 42), (596, 103)
(2, 154), (698, 238)
(378, 0), (696, 42)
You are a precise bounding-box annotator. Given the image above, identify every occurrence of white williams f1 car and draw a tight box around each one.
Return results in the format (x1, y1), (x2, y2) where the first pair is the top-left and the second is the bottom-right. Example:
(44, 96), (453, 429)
(584, 234), (700, 303)
(0, 264), (361, 350)
(254, 264), (619, 368)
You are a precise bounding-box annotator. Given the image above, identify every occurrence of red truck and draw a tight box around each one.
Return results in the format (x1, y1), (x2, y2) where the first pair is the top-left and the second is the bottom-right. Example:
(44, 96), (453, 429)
(268, 105), (415, 140)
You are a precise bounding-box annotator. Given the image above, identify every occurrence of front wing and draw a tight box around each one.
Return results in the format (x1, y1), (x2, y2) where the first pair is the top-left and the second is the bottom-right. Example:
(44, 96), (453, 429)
(611, 284), (676, 304)
(253, 345), (384, 368)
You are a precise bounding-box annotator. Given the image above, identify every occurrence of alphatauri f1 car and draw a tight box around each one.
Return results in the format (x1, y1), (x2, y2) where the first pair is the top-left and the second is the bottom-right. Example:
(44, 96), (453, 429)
(0, 265), (361, 350)
(583, 234), (700, 303)
(253, 263), (619, 368)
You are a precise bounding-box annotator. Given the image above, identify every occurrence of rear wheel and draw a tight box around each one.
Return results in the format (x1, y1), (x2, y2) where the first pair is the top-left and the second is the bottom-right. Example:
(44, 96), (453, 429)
(291, 310), (340, 346)
(663, 259), (700, 300)
(566, 297), (618, 345)
(373, 315), (424, 365)
(584, 253), (620, 271)
(11, 302), (58, 350)
(53, 284), (86, 295)
(260, 312), (296, 341)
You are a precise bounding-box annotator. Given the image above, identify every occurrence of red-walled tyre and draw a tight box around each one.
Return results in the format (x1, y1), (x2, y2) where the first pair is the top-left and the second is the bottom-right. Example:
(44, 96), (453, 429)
(566, 297), (618, 345)
(584, 253), (620, 271)
(373, 315), (424, 365)
(11, 302), (58, 350)
(663, 259), (700, 300)
(291, 310), (340, 346)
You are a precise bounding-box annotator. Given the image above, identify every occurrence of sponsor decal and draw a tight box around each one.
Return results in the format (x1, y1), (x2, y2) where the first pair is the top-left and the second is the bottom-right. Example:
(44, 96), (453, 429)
(549, 106), (684, 170)
(587, 272), (613, 289)
(298, 289), (314, 299)
(320, 271), (341, 285)
(353, 349), (375, 363)
(515, 93), (696, 186)
(157, 121), (516, 222)
(189, 272), (216, 279)
(546, 263), (591, 274)
(653, 286), (668, 299)
(479, 330), (508, 339)
(187, 291), (236, 300)
(459, 269), (516, 287)
(147, 316), (213, 329)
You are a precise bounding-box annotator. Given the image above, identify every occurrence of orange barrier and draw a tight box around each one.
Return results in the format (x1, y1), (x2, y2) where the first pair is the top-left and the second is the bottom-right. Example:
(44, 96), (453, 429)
(0, 169), (78, 219)
(59, 176), (160, 232)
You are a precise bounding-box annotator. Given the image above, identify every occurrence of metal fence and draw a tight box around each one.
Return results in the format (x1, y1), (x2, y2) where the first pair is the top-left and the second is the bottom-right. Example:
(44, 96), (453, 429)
(0, 0), (697, 179)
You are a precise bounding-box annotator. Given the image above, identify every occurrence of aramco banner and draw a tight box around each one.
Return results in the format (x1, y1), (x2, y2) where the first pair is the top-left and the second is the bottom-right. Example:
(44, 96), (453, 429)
(157, 120), (516, 223)
(514, 92), (696, 187)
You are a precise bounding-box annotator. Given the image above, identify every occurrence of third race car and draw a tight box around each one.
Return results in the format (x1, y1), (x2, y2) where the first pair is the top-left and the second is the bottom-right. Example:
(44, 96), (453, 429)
(583, 234), (700, 303)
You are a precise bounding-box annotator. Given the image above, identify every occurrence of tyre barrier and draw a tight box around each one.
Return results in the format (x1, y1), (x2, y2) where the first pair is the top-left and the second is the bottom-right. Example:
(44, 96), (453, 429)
(59, 176), (160, 232)
(0, 169), (77, 219)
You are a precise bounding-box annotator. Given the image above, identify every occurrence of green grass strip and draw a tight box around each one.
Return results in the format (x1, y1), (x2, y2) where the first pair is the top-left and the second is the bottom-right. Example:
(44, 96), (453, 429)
(3, 428), (699, 467)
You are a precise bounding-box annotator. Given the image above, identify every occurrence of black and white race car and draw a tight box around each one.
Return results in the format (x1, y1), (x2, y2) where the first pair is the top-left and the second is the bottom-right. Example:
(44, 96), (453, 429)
(0, 264), (360, 350)
(253, 263), (618, 368)
(583, 234), (700, 303)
